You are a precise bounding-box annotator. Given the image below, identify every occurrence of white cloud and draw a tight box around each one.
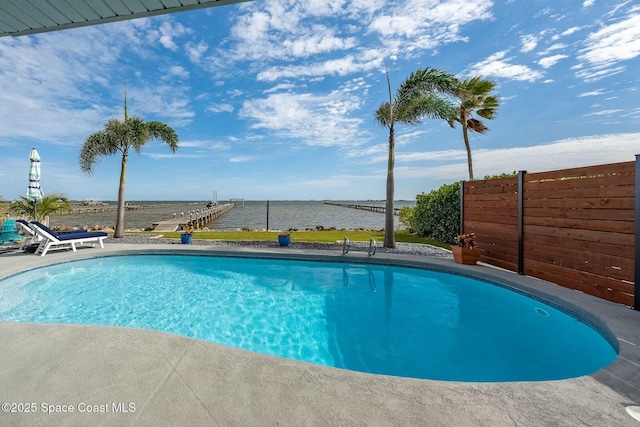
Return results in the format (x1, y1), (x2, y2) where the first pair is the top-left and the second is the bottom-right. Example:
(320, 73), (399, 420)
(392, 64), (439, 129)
(468, 51), (544, 81)
(239, 82), (368, 148)
(211, 0), (493, 81)
(539, 43), (567, 54)
(154, 21), (191, 51)
(229, 156), (256, 163)
(207, 104), (234, 113)
(257, 55), (382, 82)
(583, 0), (595, 7)
(576, 8), (640, 81)
(579, 13), (640, 65)
(578, 89), (606, 97)
(520, 34), (538, 53)
(264, 83), (296, 93)
(562, 26), (582, 36)
(583, 109), (623, 116)
(538, 54), (568, 68)
(186, 41), (208, 63)
(168, 66), (189, 79)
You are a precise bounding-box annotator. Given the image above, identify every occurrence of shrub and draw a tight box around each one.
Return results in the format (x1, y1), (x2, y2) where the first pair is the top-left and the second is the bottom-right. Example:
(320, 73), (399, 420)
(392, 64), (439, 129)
(413, 181), (460, 243)
(398, 205), (416, 232)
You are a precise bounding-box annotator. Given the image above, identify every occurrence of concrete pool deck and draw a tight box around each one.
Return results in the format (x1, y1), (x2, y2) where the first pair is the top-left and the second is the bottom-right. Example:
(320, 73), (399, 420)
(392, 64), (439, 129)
(0, 242), (639, 426)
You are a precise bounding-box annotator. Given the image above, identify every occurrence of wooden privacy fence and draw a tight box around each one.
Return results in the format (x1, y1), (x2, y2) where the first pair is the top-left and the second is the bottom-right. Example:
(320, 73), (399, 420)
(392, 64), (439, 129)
(461, 157), (638, 308)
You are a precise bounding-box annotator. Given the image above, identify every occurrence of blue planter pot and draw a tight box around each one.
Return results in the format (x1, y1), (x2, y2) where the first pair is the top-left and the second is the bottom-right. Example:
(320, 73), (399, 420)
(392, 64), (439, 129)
(278, 235), (291, 247)
(181, 234), (193, 244)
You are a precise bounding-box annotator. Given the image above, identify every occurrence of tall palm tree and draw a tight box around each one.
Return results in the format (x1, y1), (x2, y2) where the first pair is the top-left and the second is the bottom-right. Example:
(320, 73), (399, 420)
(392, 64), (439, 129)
(455, 77), (499, 180)
(79, 93), (178, 238)
(9, 193), (72, 222)
(375, 67), (458, 248)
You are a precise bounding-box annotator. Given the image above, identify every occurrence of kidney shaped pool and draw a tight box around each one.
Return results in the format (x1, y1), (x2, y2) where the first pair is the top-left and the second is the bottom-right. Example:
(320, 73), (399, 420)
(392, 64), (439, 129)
(0, 254), (618, 382)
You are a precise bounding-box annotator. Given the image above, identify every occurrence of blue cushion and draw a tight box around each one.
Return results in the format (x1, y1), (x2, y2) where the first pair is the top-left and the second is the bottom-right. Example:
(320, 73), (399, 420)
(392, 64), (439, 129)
(32, 221), (102, 237)
(57, 231), (107, 241)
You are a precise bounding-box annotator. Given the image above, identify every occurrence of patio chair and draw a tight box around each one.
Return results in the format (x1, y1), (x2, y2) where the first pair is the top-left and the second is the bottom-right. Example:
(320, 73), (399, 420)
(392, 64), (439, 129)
(0, 219), (26, 245)
(15, 219), (39, 247)
(30, 221), (108, 256)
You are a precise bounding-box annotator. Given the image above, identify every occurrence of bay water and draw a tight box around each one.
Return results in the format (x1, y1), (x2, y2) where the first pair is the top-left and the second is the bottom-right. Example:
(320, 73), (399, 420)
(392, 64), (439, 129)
(49, 200), (415, 231)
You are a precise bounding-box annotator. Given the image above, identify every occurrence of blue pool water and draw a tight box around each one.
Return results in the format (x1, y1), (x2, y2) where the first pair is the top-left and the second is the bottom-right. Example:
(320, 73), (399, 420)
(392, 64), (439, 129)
(0, 255), (617, 382)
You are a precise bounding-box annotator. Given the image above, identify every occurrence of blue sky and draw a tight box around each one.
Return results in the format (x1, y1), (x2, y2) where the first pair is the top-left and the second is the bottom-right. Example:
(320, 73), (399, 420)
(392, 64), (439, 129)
(0, 0), (639, 201)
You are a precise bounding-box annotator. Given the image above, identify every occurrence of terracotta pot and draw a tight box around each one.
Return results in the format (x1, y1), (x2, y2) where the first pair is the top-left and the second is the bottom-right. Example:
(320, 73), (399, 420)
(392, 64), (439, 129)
(451, 245), (481, 265)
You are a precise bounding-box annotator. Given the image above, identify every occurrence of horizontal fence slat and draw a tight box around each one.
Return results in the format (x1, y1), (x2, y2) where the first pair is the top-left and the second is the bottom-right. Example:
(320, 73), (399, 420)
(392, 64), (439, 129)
(524, 216), (634, 234)
(524, 197), (634, 210)
(465, 213), (519, 225)
(525, 233), (635, 259)
(524, 207), (634, 221)
(523, 185), (634, 200)
(464, 207), (519, 217)
(525, 173), (635, 190)
(523, 185), (635, 199)
(524, 224), (634, 246)
(465, 193), (519, 202)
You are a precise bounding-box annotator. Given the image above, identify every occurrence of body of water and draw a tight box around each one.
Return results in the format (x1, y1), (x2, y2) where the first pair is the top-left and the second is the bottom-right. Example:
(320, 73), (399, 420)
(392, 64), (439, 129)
(49, 200), (415, 231)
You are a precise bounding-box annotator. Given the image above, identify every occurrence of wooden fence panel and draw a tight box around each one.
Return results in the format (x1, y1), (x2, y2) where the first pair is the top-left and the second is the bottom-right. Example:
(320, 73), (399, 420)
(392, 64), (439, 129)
(463, 160), (636, 307)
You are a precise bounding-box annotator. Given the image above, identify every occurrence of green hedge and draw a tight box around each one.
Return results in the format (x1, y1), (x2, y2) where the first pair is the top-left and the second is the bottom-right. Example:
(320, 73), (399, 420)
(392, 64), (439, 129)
(410, 181), (460, 244)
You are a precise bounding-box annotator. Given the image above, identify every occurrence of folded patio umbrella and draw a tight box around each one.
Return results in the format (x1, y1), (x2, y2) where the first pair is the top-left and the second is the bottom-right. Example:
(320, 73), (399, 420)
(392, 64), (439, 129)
(27, 148), (44, 201)
(27, 148), (44, 220)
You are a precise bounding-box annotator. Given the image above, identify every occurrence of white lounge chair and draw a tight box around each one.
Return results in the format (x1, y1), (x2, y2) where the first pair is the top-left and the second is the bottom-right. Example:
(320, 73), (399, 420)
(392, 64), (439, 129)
(15, 219), (39, 249)
(30, 221), (108, 256)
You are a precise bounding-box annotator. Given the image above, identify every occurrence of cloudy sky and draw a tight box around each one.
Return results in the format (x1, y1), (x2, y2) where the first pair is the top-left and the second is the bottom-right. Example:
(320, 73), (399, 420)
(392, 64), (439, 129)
(0, 0), (638, 201)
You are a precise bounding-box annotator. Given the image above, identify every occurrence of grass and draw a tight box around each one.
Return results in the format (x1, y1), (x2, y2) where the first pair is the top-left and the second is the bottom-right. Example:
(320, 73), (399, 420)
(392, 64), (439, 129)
(128, 229), (450, 249)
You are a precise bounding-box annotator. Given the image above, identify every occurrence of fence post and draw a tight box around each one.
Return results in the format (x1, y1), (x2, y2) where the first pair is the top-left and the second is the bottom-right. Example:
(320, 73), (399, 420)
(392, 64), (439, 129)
(635, 155), (639, 310)
(518, 170), (526, 275)
(459, 180), (465, 235)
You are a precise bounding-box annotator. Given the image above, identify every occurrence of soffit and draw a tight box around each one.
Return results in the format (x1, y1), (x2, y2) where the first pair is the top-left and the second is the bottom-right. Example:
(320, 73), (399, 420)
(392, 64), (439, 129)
(0, 0), (251, 37)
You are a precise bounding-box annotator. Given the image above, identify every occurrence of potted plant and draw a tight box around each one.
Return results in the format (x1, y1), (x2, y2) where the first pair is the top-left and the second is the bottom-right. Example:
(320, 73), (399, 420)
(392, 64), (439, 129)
(451, 232), (481, 265)
(278, 230), (291, 247)
(181, 225), (194, 244)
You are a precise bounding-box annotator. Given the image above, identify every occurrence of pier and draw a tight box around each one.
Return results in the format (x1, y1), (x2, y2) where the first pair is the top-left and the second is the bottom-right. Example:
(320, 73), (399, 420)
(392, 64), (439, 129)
(324, 201), (401, 215)
(152, 203), (235, 232)
(60, 203), (174, 215)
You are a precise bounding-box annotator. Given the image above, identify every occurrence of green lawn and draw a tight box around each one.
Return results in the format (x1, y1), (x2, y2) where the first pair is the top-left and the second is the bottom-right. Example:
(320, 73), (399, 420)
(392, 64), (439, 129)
(129, 229), (449, 249)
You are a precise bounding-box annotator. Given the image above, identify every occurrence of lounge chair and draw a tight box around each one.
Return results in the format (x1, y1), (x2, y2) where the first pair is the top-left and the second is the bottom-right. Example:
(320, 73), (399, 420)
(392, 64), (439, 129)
(30, 221), (108, 256)
(15, 219), (39, 247)
(0, 219), (26, 245)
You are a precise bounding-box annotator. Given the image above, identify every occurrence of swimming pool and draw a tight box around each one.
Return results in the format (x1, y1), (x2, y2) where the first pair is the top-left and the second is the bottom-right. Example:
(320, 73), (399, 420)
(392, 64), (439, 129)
(0, 254), (617, 382)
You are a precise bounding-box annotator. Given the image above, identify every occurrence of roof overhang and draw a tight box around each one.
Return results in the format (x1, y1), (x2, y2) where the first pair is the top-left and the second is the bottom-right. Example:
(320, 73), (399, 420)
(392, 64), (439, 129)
(0, 0), (252, 38)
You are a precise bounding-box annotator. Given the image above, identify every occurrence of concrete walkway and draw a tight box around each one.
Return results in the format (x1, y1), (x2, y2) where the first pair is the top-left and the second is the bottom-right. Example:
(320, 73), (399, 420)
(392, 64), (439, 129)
(0, 243), (639, 426)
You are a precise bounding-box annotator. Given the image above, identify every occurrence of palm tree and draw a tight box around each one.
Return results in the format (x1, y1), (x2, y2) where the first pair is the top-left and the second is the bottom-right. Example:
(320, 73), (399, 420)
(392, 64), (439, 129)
(79, 93), (178, 238)
(9, 193), (72, 222)
(455, 77), (499, 180)
(375, 67), (458, 248)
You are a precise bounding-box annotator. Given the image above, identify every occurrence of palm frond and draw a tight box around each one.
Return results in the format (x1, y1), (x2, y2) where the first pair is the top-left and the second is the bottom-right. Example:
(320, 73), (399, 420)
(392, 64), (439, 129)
(147, 121), (179, 152)
(375, 102), (393, 127)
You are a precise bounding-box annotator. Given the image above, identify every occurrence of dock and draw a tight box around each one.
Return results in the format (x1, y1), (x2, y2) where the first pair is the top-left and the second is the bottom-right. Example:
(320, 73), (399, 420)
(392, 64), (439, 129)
(324, 201), (401, 215)
(60, 203), (174, 215)
(152, 204), (234, 232)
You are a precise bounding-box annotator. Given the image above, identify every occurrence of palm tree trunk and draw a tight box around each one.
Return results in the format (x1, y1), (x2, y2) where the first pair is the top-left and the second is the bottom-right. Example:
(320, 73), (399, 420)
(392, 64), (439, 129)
(384, 124), (395, 249)
(462, 117), (474, 180)
(114, 149), (128, 238)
